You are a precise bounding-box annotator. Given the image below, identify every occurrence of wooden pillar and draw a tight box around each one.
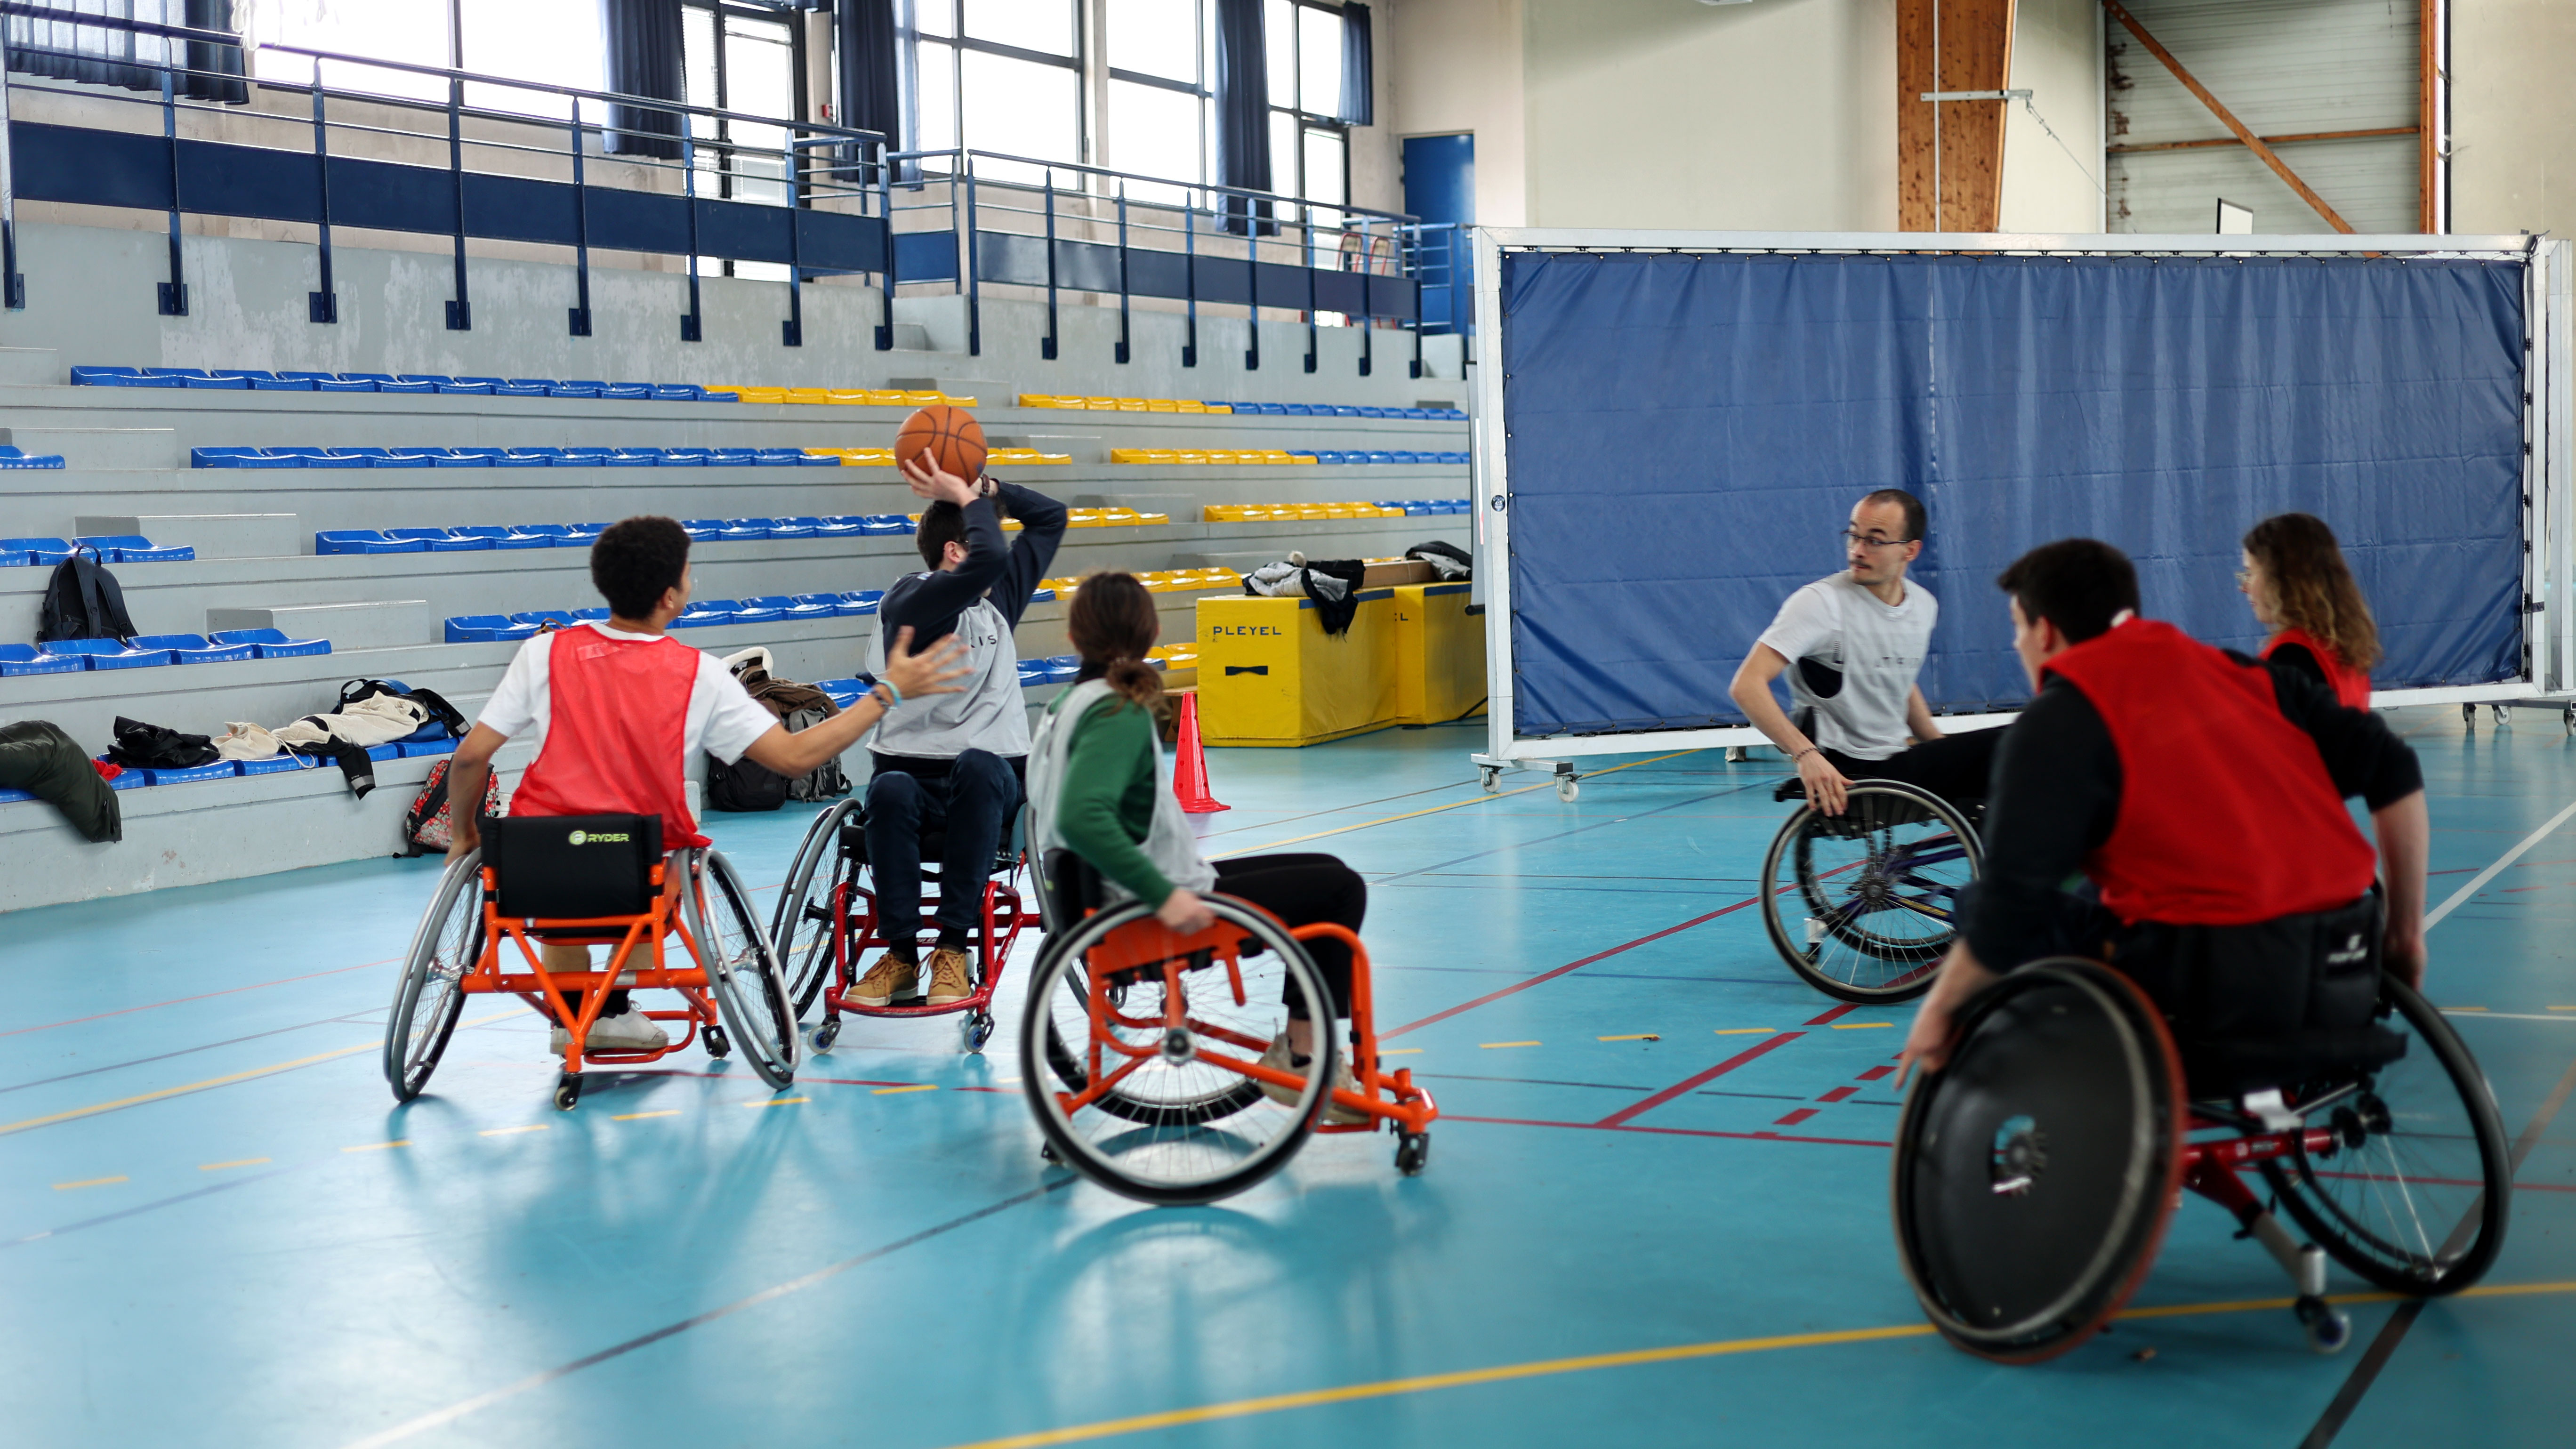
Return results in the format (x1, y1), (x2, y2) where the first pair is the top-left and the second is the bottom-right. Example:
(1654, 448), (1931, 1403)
(1897, 0), (2017, 232)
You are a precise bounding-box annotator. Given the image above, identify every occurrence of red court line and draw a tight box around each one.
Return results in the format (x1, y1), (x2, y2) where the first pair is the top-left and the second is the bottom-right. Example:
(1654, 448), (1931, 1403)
(1449, 1113), (1892, 1150)
(1817, 1086), (1859, 1103)
(1596, 1031), (1804, 1127)
(1775, 1107), (1821, 1127)
(1384, 894), (1767, 1039)
(1803, 1002), (1858, 1027)
(0, 958), (397, 1039)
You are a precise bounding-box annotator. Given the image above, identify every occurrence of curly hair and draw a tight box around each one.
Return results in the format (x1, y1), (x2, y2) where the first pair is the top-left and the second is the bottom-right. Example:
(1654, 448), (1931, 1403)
(2244, 513), (2380, 671)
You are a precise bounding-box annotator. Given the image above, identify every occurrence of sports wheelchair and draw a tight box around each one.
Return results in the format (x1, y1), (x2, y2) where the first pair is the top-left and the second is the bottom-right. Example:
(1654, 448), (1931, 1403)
(1892, 956), (2511, 1361)
(771, 797), (1030, 1053)
(1760, 777), (1983, 1002)
(1018, 843), (1438, 1205)
(384, 813), (799, 1111)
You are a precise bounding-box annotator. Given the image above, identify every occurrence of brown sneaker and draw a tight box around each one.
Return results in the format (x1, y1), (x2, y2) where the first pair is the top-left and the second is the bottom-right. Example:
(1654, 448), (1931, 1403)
(924, 945), (974, 1006)
(849, 951), (918, 1007)
(1256, 1033), (1368, 1125)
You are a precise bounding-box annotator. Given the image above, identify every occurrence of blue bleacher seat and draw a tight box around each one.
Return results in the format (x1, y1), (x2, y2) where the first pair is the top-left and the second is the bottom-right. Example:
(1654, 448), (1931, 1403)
(248, 374), (315, 391)
(555, 447), (611, 467)
(237, 754), (317, 776)
(748, 594), (835, 620)
(131, 632), (257, 664)
(759, 516), (820, 539)
(749, 448), (798, 467)
(793, 592), (846, 616)
(658, 448), (710, 466)
(599, 382), (652, 400)
(346, 373), (436, 394)
(572, 607), (611, 621)
(837, 590), (884, 615)
(142, 762), (240, 786)
(452, 526), (552, 550)
(1027, 587), (1055, 605)
(47, 638), (174, 669)
(651, 384), (704, 402)
(671, 603), (734, 628)
(70, 365), (170, 387)
(422, 448), (489, 467)
(209, 628), (332, 659)
(74, 535), (193, 563)
(706, 449), (757, 467)
(511, 610), (581, 628)
(813, 677), (868, 708)
(489, 382), (549, 398)
(397, 737), (459, 758)
(0, 643), (83, 676)
(194, 446), (286, 469)
(553, 379), (607, 398)
(797, 451), (840, 467)
(712, 521), (771, 541)
(700, 388), (741, 402)
(857, 515), (911, 535)
(604, 450), (661, 467)
(388, 528), (492, 552)
(510, 524), (579, 546)
(0, 445), (65, 469)
(146, 368), (251, 391)
(444, 615), (540, 644)
(501, 448), (566, 466)
(212, 370), (278, 385)
(727, 601), (786, 624)
(678, 519), (726, 541)
(316, 530), (426, 555)
(2, 537), (76, 564)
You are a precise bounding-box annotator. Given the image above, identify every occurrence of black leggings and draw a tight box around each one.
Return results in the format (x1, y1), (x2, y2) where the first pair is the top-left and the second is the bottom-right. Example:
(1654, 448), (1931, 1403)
(1212, 853), (1365, 1021)
(1821, 725), (2003, 807)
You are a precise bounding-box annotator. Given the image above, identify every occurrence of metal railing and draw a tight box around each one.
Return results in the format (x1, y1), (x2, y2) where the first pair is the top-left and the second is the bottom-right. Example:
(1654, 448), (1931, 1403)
(0, 1), (1469, 371)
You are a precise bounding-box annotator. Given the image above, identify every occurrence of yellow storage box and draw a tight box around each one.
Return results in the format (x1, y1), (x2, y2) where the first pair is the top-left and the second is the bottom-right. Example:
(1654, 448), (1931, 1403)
(1196, 592), (1402, 747)
(1390, 583), (1487, 724)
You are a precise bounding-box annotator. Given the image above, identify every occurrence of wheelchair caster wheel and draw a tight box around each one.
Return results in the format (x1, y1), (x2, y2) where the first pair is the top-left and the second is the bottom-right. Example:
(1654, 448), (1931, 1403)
(1039, 1139), (1062, 1165)
(1478, 766), (1499, 793)
(2295, 1295), (2351, 1354)
(1555, 777), (1579, 803)
(1394, 1131), (1431, 1176)
(961, 1011), (995, 1054)
(811, 1018), (840, 1052)
(553, 1072), (582, 1111)
(705, 1024), (731, 1059)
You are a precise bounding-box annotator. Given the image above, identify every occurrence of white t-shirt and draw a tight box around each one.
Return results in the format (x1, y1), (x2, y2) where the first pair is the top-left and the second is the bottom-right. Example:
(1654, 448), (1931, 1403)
(1756, 572), (1938, 761)
(477, 622), (780, 768)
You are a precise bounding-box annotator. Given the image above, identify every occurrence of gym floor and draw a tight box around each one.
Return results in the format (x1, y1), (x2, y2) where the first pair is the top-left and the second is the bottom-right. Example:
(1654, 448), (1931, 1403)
(2, 708), (2569, 1449)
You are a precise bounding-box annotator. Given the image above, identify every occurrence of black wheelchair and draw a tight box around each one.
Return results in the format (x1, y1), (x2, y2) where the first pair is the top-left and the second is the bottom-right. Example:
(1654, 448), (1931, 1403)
(771, 797), (1029, 1054)
(1759, 777), (1983, 1002)
(1892, 937), (2512, 1361)
(384, 813), (798, 1110)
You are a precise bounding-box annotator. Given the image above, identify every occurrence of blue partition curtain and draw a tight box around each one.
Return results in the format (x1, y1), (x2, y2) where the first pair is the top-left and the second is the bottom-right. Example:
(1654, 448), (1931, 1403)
(1338, 1), (1373, 126)
(603, 0), (686, 160)
(836, 0), (904, 154)
(1213, 0), (1272, 236)
(1497, 250), (2529, 738)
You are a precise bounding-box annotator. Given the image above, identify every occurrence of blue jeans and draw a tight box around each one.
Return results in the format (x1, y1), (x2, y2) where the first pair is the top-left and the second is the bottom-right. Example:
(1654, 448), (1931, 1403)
(862, 749), (1018, 953)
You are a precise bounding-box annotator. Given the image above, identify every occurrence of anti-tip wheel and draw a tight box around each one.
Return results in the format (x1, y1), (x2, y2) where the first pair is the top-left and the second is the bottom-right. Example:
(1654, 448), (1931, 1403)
(553, 1072), (582, 1111)
(1395, 1131), (1431, 1176)
(811, 1017), (841, 1051)
(705, 1024), (731, 1059)
(1555, 778), (1580, 802)
(2296, 1296), (2351, 1355)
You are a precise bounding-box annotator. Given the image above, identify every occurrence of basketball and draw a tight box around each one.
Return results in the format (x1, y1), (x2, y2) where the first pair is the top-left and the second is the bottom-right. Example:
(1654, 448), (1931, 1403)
(894, 404), (986, 485)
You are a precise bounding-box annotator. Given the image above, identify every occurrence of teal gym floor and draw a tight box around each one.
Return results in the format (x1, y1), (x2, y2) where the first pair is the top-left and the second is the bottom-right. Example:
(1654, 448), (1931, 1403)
(3, 708), (2570, 1448)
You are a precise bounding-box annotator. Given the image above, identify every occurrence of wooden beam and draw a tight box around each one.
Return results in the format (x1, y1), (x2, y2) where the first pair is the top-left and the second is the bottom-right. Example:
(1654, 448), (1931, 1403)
(2102, 0), (2356, 234)
(1897, 0), (2017, 232)
(2421, 0), (2439, 232)
(2107, 125), (2419, 156)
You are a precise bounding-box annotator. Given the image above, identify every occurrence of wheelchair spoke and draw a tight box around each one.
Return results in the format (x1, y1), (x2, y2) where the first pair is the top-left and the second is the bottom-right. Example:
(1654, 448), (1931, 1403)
(1763, 783), (1980, 1001)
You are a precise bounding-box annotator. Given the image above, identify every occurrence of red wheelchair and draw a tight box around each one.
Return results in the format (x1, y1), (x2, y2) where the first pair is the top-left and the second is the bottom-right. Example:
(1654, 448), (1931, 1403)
(771, 797), (1029, 1053)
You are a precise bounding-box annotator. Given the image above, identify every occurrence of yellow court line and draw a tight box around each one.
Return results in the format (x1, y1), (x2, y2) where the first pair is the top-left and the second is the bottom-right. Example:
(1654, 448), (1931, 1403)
(871, 1085), (938, 1096)
(1714, 1028), (1775, 1036)
(612, 1110), (680, 1121)
(0, 1008), (523, 1141)
(748, 1096), (813, 1107)
(342, 1141), (410, 1153)
(1213, 750), (1701, 857)
(1479, 1041), (1540, 1050)
(198, 1158), (271, 1172)
(2550, 1006), (2576, 1012)
(1381, 1048), (1423, 1056)
(930, 1281), (2576, 1449)
(479, 1125), (549, 1137)
(1831, 1022), (1895, 1030)
(2448, 1006), (2491, 1013)
(1598, 1034), (1660, 1042)
(51, 1176), (127, 1191)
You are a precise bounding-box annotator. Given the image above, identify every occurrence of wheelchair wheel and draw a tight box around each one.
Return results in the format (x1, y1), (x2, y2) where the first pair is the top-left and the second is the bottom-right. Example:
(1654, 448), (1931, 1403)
(1018, 897), (1332, 1205)
(689, 849), (799, 1089)
(1761, 780), (1980, 1003)
(1892, 959), (2187, 1362)
(386, 851), (482, 1103)
(772, 799), (862, 1017)
(2260, 975), (2512, 1295)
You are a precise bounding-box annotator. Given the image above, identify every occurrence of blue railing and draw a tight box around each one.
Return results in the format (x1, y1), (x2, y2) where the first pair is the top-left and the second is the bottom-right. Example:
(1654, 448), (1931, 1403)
(0, 1), (1467, 373)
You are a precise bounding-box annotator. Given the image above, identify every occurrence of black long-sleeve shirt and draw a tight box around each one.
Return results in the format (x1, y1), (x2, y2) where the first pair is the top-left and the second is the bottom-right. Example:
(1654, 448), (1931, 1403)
(878, 478), (1069, 646)
(1960, 651), (2423, 970)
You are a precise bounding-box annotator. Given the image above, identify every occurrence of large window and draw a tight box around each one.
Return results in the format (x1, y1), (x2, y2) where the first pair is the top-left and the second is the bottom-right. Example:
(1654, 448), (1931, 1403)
(250, 0), (602, 117)
(1104, 0), (1207, 203)
(911, 0), (1085, 185)
(684, 1), (804, 279)
(1264, 0), (1345, 214)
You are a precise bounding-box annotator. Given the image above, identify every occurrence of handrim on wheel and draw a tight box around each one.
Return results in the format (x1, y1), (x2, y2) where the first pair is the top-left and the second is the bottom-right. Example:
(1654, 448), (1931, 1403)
(1020, 897), (1334, 1205)
(385, 850), (481, 1102)
(689, 848), (799, 1088)
(1760, 779), (1980, 1003)
(771, 798), (862, 1017)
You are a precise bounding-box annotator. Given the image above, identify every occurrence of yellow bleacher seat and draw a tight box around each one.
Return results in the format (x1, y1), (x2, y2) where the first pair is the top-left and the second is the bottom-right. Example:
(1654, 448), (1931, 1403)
(1204, 404), (1232, 414)
(1085, 397), (1123, 410)
(1037, 453), (1071, 464)
(1176, 401), (1208, 414)
(1175, 450), (1210, 465)
(1259, 450), (1293, 465)
(1146, 399), (1178, 412)
(1115, 399), (1149, 411)
(732, 386), (788, 404)
(1109, 448), (1151, 464)
(1135, 512), (1170, 525)
(1290, 454), (1319, 465)
(784, 387), (831, 405)
(824, 389), (870, 404)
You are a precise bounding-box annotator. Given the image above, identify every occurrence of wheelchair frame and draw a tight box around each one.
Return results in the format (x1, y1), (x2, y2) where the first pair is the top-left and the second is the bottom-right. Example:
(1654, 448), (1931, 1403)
(386, 843), (796, 1111)
(774, 797), (1030, 1053)
(1760, 777), (1983, 1003)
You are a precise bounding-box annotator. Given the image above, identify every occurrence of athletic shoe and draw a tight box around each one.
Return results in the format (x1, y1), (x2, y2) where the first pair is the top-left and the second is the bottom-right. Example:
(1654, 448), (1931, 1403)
(924, 945), (974, 1006)
(849, 951), (918, 1007)
(1256, 1033), (1368, 1124)
(548, 1007), (671, 1054)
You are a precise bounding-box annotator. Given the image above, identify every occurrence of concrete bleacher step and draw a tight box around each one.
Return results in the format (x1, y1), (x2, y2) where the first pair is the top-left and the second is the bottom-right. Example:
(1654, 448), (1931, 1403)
(77, 512), (301, 560)
(887, 322), (934, 352)
(990, 432), (1107, 464)
(0, 347), (60, 386)
(208, 601), (431, 650)
(1, 426), (178, 470)
(888, 376), (1007, 403)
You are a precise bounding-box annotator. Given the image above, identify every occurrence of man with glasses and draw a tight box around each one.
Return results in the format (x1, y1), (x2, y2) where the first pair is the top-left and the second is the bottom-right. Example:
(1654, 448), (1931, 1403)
(1727, 488), (1998, 815)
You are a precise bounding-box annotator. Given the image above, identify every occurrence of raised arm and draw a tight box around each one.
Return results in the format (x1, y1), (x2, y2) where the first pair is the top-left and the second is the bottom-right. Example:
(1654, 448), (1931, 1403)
(991, 480), (1069, 630)
(742, 628), (972, 779)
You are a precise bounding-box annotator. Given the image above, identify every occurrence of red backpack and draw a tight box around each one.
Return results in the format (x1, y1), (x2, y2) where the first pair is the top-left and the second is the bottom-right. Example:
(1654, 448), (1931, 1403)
(401, 758), (501, 857)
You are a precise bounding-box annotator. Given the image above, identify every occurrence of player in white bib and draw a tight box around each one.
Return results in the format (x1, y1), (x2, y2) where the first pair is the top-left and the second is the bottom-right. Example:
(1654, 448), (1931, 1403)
(1728, 488), (1999, 814)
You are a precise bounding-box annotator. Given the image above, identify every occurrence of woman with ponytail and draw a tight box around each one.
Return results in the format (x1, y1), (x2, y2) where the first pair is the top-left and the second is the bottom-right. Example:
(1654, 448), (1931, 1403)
(2240, 513), (2380, 708)
(1027, 572), (1369, 1121)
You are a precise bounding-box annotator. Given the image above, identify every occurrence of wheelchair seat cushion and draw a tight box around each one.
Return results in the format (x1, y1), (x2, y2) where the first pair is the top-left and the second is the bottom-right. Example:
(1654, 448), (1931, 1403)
(2101, 891), (2390, 1100)
(2179, 1025), (2409, 1103)
(486, 813), (664, 919)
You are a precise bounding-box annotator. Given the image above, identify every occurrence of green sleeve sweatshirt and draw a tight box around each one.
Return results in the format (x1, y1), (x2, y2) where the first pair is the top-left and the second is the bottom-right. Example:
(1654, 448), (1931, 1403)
(1052, 695), (1175, 905)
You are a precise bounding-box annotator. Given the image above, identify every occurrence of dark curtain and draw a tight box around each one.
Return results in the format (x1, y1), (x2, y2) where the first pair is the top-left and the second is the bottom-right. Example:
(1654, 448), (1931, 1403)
(602, 0), (686, 160)
(5, 0), (243, 103)
(1212, 0), (1271, 235)
(835, 0), (905, 183)
(1337, 2), (1371, 126)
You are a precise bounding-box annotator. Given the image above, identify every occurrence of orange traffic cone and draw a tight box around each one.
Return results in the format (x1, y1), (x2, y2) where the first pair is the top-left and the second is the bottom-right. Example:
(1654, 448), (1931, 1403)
(1172, 690), (1229, 813)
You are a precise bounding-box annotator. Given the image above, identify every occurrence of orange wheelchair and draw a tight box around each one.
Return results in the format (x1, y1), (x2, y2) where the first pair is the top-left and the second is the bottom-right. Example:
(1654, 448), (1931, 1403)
(384, 813), (798, 1110)
(1018, 846), (1438, 1204)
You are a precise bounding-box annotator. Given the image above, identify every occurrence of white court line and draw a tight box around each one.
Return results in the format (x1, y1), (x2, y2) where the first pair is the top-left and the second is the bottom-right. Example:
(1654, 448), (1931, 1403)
(2426, 795), (2576, 931)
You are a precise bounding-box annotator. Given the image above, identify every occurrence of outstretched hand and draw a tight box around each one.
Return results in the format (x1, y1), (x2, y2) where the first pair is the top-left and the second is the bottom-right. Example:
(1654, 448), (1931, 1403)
(877, 625), (974, 701)
(899, 451), (983, 507)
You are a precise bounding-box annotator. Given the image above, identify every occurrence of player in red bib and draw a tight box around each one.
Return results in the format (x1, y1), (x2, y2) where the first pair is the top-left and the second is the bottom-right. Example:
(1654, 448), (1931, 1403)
(442, 516), (969, 1055)
(1901, 538), (2429, 1078)
(2240, 512), (2378, 708)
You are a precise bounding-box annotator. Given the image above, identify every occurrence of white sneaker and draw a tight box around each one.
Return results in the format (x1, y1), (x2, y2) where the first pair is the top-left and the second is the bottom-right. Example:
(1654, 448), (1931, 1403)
(1256, 1033), (1367, 1125)
(586, 1007), (671, 1053)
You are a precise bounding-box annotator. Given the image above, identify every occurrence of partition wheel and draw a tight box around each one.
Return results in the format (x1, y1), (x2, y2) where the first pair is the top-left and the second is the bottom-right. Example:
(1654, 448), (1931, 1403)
(385, 850), (481, 1103)
(1555, 771), (1580, 802)
(2562, 701), (2575, 736)
(1478, 766), (1500, 793)
(2494, 704), (2511, 725)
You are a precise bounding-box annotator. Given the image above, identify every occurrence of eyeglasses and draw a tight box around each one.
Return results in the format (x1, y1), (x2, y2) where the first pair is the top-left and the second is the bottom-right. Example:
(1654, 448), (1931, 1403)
(1841, 530), (1914, 551)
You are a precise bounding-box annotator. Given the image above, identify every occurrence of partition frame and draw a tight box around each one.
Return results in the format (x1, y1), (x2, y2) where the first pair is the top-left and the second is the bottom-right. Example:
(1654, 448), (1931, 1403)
(1467, 228), (2570, 781)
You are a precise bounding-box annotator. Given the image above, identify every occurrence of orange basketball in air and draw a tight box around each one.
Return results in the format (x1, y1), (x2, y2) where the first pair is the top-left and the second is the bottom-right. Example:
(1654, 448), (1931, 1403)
(894, 404), (986, 484)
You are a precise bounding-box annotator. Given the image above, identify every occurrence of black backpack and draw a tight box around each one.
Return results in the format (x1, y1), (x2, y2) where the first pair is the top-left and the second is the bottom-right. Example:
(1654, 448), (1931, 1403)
(705, 753), (792, 813)
(36, 545), (137, 644)
(338, 678), (469, 738)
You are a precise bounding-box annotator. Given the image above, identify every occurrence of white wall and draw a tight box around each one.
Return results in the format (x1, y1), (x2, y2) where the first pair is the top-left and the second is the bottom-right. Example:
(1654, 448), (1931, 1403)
(1998, 0), (2104, 233)
(2451, 0), (2576, 239)
(1384, 0), (1529, 225)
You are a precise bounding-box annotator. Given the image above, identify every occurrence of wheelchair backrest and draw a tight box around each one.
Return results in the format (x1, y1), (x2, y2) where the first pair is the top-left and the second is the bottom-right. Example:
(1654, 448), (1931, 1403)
(484, 813), (663, 919)
(1035, 846), (1109, 933)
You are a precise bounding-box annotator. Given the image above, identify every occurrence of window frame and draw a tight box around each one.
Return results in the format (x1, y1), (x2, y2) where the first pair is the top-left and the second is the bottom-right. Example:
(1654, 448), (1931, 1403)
(909, 0), (1090, 180)
(1265, 0), (1347, 213)
(682, 0), (808, 278)
(1103, 0), (1210, 193)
